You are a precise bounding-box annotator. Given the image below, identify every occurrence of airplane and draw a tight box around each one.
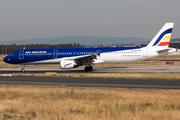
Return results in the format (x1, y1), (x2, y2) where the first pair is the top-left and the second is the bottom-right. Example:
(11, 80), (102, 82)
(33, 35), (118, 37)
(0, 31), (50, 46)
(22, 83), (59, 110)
(3, 23), (176, 72)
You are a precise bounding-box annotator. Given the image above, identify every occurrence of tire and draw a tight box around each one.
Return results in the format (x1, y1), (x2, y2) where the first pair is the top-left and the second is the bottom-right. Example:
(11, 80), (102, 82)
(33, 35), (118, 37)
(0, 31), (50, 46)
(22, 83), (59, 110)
(89, 66), (93, 71)
(85, 66), (93, 72)
(85, 67), (89, 71)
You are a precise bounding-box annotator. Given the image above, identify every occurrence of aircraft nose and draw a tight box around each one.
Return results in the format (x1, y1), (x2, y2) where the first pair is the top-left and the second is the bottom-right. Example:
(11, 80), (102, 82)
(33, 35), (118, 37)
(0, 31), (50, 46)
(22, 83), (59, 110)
(3, 56), (9, 63)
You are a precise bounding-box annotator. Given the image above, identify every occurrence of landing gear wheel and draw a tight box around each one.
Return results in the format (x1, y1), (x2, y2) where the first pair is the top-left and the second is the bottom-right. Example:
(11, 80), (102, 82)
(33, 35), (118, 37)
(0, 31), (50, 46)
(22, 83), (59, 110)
(85, 67), (89, 71)
(89, 66), (93, 71)
(84, 65), (93, 72)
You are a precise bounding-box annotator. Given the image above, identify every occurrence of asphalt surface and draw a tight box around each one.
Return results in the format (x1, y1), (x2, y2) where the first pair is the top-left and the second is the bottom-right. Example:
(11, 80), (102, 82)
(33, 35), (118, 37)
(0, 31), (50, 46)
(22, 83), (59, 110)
(0, 76), (180, 89)
(0, 65), (180, 74)
(0, 65), (180, 89)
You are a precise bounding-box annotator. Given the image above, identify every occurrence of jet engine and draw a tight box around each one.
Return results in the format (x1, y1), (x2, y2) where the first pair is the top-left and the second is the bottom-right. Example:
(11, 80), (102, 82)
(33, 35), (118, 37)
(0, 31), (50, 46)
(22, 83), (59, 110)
(60, 60), (78, 69)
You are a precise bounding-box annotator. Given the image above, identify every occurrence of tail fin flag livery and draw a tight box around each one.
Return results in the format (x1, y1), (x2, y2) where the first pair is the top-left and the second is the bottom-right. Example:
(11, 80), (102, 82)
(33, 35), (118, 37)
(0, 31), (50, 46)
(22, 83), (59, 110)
(147, 23), (174, 48)
(3, 23), (176, 72)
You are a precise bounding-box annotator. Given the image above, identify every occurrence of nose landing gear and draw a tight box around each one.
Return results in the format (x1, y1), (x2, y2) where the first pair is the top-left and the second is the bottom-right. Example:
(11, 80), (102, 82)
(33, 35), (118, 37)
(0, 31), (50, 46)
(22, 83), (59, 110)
(21, 65), (25, 72)
(85, 65), (93, 72)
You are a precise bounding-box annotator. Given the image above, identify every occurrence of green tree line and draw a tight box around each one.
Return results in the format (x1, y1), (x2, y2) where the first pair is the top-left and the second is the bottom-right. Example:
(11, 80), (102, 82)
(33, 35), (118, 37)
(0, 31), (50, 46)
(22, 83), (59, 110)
(0, 43), (83, 54)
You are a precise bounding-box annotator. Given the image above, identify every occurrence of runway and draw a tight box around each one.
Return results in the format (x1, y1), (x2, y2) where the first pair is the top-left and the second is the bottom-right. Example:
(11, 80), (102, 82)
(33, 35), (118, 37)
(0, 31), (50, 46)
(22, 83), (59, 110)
(0, 65), (180, 74)
(1, 76), (180, 89)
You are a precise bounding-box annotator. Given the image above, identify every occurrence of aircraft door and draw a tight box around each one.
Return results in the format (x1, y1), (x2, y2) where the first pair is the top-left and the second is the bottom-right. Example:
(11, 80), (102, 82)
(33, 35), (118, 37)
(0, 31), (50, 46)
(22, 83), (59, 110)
(53, 49), (58, 59)
(143, 48), (148, 57)
(19, 50), (24, 59)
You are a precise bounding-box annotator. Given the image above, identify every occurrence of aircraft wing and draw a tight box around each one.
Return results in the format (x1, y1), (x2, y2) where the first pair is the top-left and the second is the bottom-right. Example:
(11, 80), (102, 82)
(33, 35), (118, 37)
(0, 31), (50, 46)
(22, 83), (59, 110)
(62, 54), (104, 65)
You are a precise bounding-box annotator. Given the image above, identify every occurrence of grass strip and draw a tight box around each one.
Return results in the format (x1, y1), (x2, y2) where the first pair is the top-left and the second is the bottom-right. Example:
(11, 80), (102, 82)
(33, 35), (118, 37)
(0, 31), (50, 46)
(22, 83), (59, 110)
(12, 72), (180, 80)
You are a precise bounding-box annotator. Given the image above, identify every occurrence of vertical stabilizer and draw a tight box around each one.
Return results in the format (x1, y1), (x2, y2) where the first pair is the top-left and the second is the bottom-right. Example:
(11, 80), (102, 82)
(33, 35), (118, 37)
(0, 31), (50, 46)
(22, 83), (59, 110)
(146, 23), (174, 48)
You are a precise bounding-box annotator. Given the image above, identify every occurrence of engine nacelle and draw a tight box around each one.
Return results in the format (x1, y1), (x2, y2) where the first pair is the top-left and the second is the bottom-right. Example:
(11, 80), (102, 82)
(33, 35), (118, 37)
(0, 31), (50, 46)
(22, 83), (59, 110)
(60, 60), (78, 69)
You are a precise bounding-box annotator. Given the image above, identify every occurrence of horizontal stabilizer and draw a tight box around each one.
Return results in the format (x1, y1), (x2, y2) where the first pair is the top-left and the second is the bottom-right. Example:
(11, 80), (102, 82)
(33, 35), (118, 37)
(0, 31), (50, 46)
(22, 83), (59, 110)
(156, 47), (176, 53)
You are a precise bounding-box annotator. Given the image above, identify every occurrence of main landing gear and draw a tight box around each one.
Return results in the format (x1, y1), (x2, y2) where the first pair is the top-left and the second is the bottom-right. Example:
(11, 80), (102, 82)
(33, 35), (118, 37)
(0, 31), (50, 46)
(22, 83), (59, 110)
(21, 65), (25, 72)
(85, 65), (93, 72)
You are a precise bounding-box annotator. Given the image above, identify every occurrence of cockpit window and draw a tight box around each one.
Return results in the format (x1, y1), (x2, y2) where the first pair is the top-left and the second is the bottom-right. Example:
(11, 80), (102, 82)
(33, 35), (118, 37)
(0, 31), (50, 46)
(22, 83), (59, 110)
(9, 53), (15, 56)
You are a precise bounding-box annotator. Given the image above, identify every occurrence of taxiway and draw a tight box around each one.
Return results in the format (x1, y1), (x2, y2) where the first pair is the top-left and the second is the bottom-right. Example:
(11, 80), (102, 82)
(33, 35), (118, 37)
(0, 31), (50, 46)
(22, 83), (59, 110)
(0, 76), (180, 89)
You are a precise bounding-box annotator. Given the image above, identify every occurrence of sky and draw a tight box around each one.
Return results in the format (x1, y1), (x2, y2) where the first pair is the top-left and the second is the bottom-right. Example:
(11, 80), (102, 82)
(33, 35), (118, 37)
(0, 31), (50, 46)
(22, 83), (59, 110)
(0, 0), (180, 42)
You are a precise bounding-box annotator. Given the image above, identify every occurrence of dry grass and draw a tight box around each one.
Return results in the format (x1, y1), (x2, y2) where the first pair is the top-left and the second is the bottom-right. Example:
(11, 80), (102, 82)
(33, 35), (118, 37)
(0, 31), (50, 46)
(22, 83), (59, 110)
(0, 55), (7, 66)
(13, 72), (180, 80)
(0, 85), (180, 120)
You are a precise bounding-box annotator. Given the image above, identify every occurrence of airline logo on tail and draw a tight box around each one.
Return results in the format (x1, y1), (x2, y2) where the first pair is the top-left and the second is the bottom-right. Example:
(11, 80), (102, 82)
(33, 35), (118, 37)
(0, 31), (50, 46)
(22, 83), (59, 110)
(147, 23), (174, 48)
(153, 28), (172, 46)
